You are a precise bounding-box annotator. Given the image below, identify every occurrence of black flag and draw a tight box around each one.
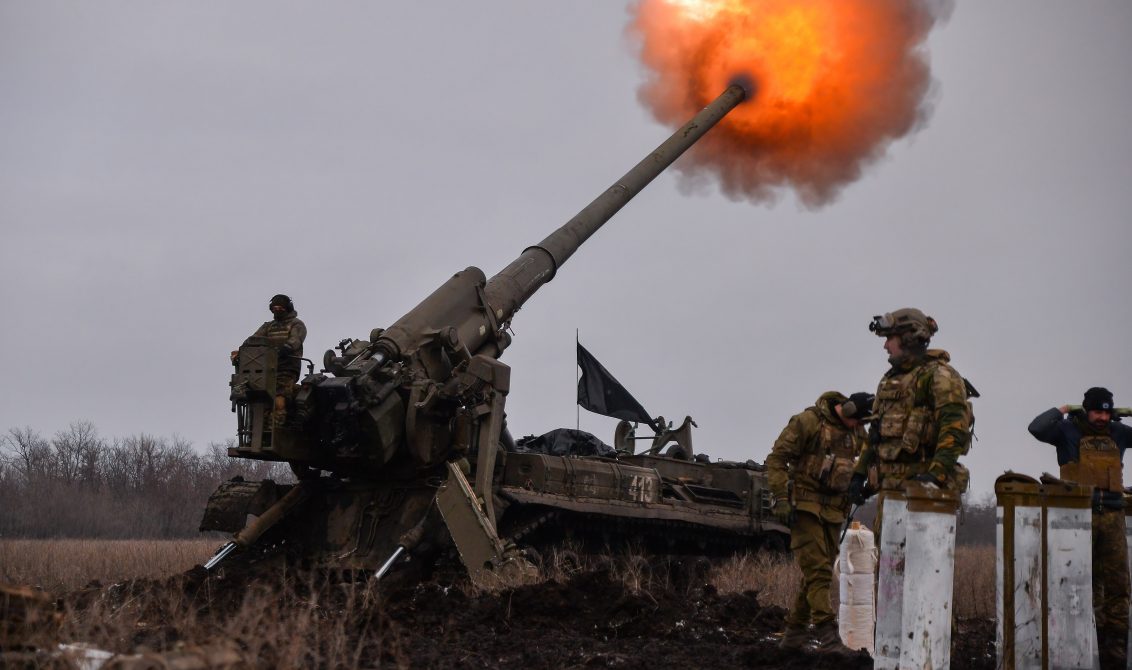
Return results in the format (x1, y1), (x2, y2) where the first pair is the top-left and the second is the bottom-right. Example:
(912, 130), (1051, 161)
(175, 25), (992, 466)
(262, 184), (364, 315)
(577, 342), (659, 432)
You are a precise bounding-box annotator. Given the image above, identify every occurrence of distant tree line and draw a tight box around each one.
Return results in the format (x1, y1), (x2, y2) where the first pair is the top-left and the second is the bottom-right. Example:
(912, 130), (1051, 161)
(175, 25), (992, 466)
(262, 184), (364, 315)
(0, 421), (292, 539)
(1, 420), (1001, 544)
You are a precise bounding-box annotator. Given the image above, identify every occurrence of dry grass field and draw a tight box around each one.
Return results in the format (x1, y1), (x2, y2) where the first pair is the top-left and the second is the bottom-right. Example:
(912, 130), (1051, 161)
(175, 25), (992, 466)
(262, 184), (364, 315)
(0, 538), (1000, 670)
(0, 540), (996, 669)
(709, 544), (996, 618)
(0, 538), (218, 593)
(0, 538), (995, 616)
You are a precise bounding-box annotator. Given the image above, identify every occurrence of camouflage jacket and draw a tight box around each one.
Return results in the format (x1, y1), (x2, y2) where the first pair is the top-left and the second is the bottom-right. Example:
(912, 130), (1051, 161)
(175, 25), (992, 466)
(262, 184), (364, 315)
(765, 391), (868, 523)
(854, 349), (972, 490)
(250, 310), (306, 376)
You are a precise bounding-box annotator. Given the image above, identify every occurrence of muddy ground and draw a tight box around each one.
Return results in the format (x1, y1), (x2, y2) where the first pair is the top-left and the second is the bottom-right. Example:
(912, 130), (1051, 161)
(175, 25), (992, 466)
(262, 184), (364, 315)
(48, 565), (996, 669)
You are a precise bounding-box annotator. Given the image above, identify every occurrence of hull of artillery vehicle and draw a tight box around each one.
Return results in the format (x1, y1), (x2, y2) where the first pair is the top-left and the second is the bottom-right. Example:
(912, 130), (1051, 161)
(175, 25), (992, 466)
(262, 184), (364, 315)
(498, 442), (785, 559)
(201, 82), (788, 585)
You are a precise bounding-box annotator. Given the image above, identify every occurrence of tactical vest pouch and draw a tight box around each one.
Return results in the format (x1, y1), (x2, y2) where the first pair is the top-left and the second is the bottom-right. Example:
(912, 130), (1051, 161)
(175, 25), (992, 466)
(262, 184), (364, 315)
(877, 438), (902, 461)
(879, 409), (906, 440)
(877, 462), (929, 490)
(825, 456), (855, 492)
(799, 447), (855, 492)
(817, 453), (834, 482)
(952, 463), (970, 493)
(901, 407), (932, 455)
(875, 379), (910, 460)
(877, 407), (911, 461)
(960, 400), (975, 455)
(799, 454), (825, 482)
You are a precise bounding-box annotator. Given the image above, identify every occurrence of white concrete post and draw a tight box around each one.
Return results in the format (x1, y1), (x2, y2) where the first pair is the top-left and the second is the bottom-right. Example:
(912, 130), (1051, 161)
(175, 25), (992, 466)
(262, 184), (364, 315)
(995, 473), (1097, 670)
(874, 491), (908, 670)
(874, 484), (959, 670)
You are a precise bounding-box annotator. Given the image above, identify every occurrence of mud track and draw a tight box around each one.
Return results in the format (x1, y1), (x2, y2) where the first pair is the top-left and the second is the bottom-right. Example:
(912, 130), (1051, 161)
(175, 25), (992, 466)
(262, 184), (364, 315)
(66, 566), (994, 669)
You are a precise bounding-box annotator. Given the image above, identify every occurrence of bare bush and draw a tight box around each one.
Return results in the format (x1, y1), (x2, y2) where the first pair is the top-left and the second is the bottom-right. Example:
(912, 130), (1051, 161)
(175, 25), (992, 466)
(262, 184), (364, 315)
(710, 551), (800, 610)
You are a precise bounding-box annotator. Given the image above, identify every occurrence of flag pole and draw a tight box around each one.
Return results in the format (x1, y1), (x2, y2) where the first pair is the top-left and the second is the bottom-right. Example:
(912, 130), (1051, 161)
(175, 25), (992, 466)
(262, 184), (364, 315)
(575, 328), (580, 430)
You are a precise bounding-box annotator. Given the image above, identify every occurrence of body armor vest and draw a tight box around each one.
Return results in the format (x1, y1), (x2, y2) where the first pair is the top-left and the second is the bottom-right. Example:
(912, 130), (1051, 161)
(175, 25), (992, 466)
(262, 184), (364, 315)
(1061, 433), (1123, 491)
(874, 362), (938, 463)
(259, 317), (302, 376)
(260, 319), (297, 348)
(797, 416), (859, 494)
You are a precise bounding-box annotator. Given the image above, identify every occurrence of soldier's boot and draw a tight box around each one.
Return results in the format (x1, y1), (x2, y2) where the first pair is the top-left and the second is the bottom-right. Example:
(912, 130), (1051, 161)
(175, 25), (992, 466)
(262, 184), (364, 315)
(273, 394), (287, 426)
(813, 621), (853, 654)
(779, 623), (809, 650)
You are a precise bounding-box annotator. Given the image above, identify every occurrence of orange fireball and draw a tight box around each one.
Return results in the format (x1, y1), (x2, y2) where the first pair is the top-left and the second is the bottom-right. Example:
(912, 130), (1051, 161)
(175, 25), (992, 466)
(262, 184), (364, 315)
(630, 0), (951, 206)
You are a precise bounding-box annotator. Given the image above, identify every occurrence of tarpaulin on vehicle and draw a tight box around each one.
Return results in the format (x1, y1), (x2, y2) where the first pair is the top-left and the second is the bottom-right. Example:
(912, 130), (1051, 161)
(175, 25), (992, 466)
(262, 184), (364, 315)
(513, 428), (617, 458)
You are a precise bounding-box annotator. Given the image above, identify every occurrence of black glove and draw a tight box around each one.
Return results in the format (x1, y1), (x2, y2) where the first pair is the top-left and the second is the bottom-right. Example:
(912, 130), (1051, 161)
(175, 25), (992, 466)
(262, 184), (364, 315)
(911, 472), (943, 489)
(279, 344), (294, 358)
(847, 473), (869, 505)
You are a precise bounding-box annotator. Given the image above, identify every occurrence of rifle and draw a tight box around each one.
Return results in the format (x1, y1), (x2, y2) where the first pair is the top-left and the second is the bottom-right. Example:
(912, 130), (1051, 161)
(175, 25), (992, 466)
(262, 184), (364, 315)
(839, 503), (859, 545)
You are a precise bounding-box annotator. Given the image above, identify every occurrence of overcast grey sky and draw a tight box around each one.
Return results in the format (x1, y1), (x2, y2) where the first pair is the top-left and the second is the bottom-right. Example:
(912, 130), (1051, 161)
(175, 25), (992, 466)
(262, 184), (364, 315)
(2, 1), (1130, 497)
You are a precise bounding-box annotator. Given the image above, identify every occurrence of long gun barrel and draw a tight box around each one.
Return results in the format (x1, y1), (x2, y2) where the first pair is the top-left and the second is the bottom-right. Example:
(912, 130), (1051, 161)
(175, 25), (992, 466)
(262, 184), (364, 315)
(489, 83), (750, 317)
(231, 82), (750, 472)
(371, 83), (750, 364)
(219, 82), (752, 583)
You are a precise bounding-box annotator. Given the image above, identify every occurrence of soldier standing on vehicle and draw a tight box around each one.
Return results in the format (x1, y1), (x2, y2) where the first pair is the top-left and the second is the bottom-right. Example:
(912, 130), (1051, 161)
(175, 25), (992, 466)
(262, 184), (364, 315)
(231, 294), (307, 425)
(767, 391), (873, 653)
(847, 309), (974, 522)
(1029, 387), (1132, 670)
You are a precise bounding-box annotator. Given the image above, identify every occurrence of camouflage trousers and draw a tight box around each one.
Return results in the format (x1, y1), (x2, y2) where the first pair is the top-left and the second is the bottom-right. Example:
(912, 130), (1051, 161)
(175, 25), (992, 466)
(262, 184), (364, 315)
(785, 509), (841, 627)
(273, 372), (299, 425)
(276, 371), (299, 397)
(1091, 508), (1129, 670)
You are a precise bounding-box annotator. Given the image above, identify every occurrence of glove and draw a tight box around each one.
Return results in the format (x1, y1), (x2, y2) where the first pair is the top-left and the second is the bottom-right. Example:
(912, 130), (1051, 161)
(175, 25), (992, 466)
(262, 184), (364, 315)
(911, 473), (942, 489)
(772, 500), (794, 526)
(279, 344), (294, 358)
(847, 473), (869, 505)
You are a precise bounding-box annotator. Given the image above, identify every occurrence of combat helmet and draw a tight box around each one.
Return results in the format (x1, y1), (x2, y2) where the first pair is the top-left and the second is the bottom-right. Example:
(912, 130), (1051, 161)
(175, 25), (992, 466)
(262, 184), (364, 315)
(869, 308), (938, 351)
(269, 294), (295, 313)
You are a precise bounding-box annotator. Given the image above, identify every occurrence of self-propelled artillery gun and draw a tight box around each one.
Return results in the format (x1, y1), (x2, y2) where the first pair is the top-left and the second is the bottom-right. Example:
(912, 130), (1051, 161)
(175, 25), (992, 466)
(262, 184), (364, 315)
(201, 83), (789, 585)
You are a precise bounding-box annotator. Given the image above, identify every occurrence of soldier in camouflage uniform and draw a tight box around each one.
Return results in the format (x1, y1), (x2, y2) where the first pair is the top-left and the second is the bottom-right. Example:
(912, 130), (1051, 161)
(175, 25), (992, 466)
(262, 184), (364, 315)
(1029, 387), (1132, 670)
(767, 391), (873, 653)
(847, 308), (974, 528)
(232, 294), (307, 424)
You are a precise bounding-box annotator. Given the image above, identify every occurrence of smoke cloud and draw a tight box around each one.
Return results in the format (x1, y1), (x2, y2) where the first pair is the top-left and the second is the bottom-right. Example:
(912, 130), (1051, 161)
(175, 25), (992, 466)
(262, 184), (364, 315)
(629, 0), (954, 207)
